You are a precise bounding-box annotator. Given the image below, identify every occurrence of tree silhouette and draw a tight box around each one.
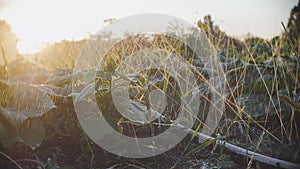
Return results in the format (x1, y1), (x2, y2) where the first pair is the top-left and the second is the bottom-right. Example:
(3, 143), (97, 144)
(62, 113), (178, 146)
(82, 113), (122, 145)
(197, 15), (244, 57)
(0, 20), (18, 66)
(287, 1), (299, 54)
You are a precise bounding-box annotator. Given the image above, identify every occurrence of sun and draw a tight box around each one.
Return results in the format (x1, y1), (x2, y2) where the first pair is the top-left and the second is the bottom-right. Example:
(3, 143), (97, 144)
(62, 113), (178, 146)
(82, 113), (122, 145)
(0, 1), (50, 54)
(1, 0), (96, 54)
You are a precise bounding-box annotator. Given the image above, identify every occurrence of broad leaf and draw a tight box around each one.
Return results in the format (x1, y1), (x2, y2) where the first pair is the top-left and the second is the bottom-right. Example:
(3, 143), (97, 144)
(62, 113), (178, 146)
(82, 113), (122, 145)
(2, 84), (56, 124)
(73, 83), (96, 103)
(235, 94), (292, 118)
(0, 118), (45, 150)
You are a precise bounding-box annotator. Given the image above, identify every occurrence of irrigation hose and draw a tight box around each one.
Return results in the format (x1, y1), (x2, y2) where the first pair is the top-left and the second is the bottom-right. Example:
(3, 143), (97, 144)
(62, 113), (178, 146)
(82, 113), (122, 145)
(175, 122), (300, 169)
(130, 100), (300, 169)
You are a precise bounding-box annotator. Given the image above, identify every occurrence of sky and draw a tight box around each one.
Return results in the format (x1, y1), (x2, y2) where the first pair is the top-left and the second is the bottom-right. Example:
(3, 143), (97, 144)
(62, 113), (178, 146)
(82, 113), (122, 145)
(0, 0), (298, 54)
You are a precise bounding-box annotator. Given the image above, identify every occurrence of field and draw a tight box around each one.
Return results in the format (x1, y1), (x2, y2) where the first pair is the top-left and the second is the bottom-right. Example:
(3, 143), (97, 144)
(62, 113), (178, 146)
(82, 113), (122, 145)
(0, 8), (300, 169)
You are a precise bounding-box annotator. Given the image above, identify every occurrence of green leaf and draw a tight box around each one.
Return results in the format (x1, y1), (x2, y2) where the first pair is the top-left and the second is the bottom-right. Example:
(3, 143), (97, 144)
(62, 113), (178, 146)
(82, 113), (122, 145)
(2, 84), (56, 124)
(235, 94), (292, 118)
(47, 69), (96, 86)
(0, 118), (45, 150)
(0, 121), (18, 148)
(111, 95), (158, 124)
(74, 83), (95, 103)
(35, 84), (66, 97)
(16, 118), (45, 150)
